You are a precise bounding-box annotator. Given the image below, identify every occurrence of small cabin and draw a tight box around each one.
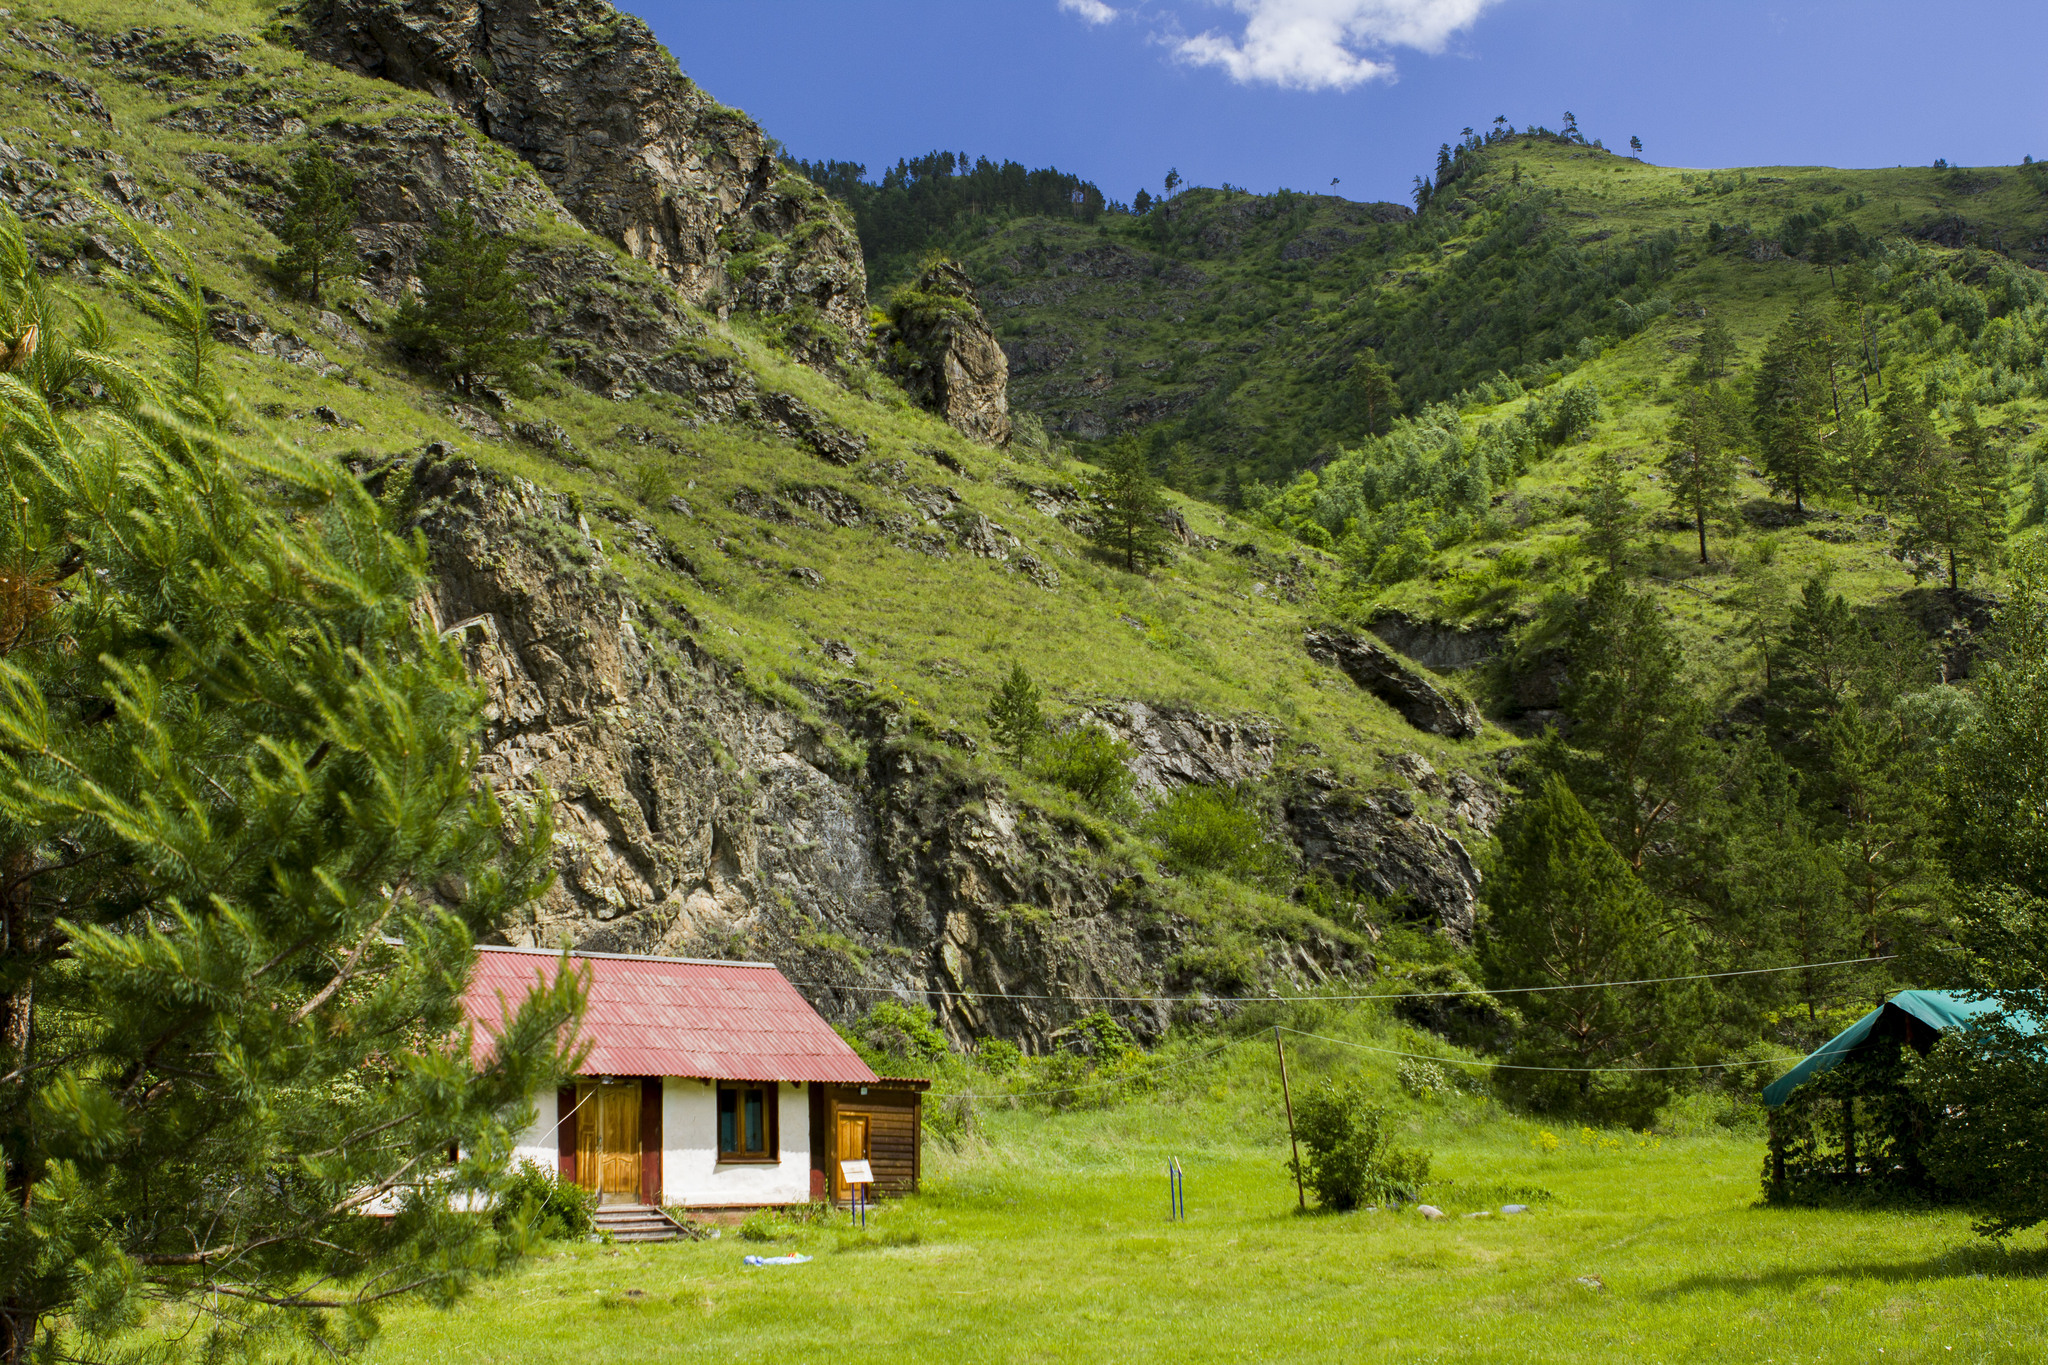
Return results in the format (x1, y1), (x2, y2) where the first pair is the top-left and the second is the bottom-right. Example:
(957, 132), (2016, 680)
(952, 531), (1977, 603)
(464, 946), (924, 1209)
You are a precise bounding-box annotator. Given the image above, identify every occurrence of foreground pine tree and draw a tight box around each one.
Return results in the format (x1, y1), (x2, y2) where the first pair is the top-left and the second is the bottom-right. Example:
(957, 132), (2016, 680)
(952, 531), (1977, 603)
(0, 211), (583, 1362)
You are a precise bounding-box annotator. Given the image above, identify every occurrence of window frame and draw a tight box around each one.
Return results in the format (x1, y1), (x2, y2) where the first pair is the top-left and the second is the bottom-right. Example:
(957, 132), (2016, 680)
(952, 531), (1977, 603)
(714, 1081), (779, 1164)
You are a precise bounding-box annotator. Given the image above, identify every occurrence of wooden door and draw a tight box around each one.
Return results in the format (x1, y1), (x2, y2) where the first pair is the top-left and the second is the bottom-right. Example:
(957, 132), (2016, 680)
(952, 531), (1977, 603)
(574, 1084), (643, 1202)
(834, 1111), (869, 1203)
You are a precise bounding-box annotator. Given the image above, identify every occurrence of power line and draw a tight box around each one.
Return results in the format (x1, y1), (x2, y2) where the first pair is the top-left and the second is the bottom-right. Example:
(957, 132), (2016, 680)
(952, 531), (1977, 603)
(1277, 1026), (1799, 1075)
(790, 953), (1894, 1008)
(934, 1039), (1243, 1102)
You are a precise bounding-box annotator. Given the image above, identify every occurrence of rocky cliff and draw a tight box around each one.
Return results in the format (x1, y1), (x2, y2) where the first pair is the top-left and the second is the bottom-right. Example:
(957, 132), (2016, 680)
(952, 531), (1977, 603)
(881, 260), (1012, 445)
(298, 0), (868, 363)
(396, 454), (1495, 1040)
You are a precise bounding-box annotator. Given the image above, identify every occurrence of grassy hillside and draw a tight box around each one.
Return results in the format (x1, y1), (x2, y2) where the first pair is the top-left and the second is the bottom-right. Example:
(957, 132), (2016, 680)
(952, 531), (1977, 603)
(949, 137), (2048, 499)
(934, 138), (2048, 707)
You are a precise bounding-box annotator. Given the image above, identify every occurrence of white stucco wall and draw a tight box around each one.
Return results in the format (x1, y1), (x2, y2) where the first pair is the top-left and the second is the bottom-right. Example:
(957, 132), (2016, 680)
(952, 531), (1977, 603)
(662, 1078), (811, 1206)
(510, 1087), (558, 1177)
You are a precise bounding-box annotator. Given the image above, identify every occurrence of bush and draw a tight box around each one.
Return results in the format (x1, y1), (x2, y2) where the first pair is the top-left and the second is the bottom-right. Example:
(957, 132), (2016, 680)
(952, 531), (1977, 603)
(975, 1037), (1023, 1076)
(627, 460), (675, 506)
(1034, 726), (1135, 812)
(1144, 782), (1284, 880)
(848, 1001), (950, 1066)
(1288, 1081), (1432, 1211)
(496, 1160), (596, 1242)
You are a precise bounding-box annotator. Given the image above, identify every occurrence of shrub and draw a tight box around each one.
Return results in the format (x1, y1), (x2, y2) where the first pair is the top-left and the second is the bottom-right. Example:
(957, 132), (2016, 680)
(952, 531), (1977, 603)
(496, 1160), (596, 1241)
(1397, 1059), (1450, 1098)
(1060, 1009), (1138, 1060)
(627, 460), (675, 506)
(1034, 726), (1134, 812)
(848, 1000), (950, 1065)
(1144, 783), (1284, 880)
(1288, 1081), (1432, 1211)
(975, 1037), (1023, 1076)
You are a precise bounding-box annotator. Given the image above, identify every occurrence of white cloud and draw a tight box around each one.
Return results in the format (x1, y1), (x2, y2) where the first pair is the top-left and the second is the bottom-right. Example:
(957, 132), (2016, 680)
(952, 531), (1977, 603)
(1172, 0), (1499, 91)
(1060, 0), (1121, 24)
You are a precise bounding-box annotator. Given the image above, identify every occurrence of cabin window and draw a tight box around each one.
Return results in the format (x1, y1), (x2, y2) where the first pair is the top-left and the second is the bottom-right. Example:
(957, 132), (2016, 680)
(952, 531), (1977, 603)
(716, 1083), (776, 1161)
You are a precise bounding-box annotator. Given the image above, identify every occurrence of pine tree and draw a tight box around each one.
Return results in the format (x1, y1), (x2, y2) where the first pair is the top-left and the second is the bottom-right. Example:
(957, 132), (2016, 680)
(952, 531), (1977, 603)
(392, 203), (549, 396)
(1084, 438), (1171, 573)
(0, 211), (582, 1362)
(987, 663), (1044, 765)
(1912, 540), (2048, 1235)
(1554, 573), (1710, 871)
(1351, 348), (1399, 438)
(1751, 308), (1836, 512)
(1661, 383), (1739, 563)
(1223, 462), (1245, 512)
(1687, 315), (1736, 383)
(1894, 400), (2006, 594)
(1582, 450), (1639, 574)
(1720, 746), (1867, 1031)
(275, 148), (359, 303)
(1478, 774), (1699, 1119)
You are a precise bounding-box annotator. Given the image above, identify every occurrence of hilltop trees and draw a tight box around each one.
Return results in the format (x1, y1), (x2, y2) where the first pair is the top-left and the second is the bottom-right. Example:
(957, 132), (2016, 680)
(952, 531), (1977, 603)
(275, 147), (358, 302)
(0, 214), (581, 1363)
(392, 203), (549, 396)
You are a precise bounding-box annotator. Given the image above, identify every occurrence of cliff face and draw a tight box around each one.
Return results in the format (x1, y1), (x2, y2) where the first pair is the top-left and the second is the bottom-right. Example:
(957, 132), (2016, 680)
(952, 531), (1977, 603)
(298, 0), (868, 360)
(397, 456), (1491, 1039)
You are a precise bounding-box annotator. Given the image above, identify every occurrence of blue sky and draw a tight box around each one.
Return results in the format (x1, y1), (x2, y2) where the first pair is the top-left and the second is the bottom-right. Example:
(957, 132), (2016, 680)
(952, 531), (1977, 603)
(624, 1), (2048, 207)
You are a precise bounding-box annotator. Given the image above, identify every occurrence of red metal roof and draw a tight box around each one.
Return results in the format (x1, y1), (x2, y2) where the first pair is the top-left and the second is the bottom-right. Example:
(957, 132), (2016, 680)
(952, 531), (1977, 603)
(462, 946), (880, 1085)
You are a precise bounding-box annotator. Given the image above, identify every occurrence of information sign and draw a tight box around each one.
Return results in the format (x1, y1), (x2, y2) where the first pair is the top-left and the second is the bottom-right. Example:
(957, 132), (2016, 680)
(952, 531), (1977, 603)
(839, 1159), (873, 1185)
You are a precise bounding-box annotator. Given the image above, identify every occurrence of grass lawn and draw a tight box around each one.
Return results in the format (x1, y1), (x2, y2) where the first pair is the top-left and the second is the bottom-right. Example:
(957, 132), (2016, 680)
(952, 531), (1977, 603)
(370, 1112), (2048, 1364)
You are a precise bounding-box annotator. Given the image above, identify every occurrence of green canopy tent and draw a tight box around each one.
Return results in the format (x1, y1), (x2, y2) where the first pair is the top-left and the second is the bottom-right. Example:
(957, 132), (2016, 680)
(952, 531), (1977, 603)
(1761, 990), (2014, 1109)
(1761, 989), (2041, 1203)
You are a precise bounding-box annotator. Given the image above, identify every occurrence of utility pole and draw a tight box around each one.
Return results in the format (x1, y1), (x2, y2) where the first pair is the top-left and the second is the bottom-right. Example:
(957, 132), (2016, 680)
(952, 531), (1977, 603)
(1275, 1026), (1305, 1211)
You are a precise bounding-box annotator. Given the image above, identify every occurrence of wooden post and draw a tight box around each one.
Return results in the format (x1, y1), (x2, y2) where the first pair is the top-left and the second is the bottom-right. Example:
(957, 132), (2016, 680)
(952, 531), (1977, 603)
(1275, 1026), (1305, 1211)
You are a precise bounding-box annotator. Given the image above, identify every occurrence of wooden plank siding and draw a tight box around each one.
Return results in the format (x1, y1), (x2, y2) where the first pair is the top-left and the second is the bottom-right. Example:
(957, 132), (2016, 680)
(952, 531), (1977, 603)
(811, 1081), (926, 1203)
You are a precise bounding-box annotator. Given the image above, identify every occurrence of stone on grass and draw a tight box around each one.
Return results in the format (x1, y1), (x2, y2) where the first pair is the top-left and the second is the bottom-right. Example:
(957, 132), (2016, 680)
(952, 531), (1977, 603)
(1416, 1205), (1445, 1220)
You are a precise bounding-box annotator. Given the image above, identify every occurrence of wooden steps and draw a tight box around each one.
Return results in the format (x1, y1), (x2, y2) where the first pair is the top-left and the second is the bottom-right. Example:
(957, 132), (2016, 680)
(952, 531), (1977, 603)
(593, 1204), (691, 1243)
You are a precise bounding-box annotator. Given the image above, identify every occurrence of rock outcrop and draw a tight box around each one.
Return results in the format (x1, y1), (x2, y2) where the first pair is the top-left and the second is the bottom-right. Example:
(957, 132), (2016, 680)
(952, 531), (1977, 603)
(1086, 701), (1278, 804)
(1285, 771), (1487, 941)
(1304, 627), (1483, 739)
(880, 261), (1012, 445)
(297, 0), (867, 361)
(388, 455), (1494, 1039)
(1366, 611), (1505, 673)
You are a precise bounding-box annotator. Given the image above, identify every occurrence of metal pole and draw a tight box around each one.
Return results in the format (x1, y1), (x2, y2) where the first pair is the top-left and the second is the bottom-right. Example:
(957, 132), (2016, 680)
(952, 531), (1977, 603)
(1275, 1026), (1305, 1212)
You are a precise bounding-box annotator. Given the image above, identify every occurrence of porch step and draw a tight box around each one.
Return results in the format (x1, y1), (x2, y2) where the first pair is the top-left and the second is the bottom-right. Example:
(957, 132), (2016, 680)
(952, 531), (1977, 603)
(593, 1204), (692, 1243)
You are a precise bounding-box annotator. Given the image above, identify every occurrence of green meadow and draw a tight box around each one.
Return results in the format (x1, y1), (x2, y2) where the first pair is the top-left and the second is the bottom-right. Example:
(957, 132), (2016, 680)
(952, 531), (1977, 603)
(369, 1013), (2048, 1365)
